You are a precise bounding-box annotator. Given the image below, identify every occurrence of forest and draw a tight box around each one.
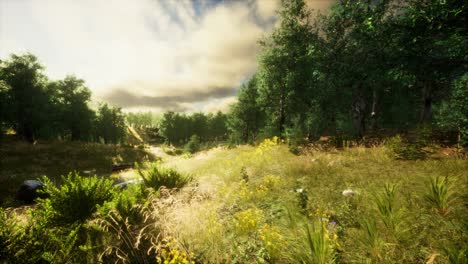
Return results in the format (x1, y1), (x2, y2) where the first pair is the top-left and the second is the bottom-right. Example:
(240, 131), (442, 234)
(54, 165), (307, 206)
(0, 0), (467, 263)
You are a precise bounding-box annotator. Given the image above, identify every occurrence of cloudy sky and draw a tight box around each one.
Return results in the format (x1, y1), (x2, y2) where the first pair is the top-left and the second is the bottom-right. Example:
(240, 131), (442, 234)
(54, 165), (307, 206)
(0, 0), (334, 113)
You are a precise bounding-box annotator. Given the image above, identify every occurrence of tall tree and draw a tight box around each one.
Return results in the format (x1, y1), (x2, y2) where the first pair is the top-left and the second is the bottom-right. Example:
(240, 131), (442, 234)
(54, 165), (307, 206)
(95, 103), (126, 144)
(393, 0), (468, 125)
(257, 0), (314, 136)
(0, 53), (51, 142)
(51, 76), (95, 141)
(227, 76), (264, 143)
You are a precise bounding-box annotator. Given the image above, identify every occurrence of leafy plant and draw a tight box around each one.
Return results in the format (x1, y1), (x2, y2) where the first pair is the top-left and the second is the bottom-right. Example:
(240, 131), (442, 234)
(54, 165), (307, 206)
(385, 135), (426, 160)
(184, 135), (201, 154)
(374, 183), (400, 234)
(296, 218), (337, 264)
(39, 172), (115, 224)
(136, 162), (191, 190)
(424, 176), (454, 216)
(358, 218), (385, 263)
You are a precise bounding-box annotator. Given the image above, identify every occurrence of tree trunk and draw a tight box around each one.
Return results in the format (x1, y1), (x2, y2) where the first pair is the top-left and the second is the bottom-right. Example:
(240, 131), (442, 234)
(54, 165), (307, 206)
(420, 81), (432, 125)
(278, 85), (286, 136)
(370, 89), (378, 132)
(352, 91), (366, 139)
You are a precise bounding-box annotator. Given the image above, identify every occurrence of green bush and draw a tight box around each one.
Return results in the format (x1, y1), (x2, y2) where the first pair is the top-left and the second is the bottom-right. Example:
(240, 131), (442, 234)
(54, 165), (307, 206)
(0, 208), (11, 259)
(40, 172), (116, 224)
(385, 135), (426, 160)
(136, 162), (191, 190)
(98, 183), (144, 223)
(184, 135), (201, 154)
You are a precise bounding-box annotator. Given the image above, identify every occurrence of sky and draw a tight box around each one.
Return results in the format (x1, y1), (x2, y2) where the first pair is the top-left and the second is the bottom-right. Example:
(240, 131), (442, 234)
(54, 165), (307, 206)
(0, 0), (335, 113)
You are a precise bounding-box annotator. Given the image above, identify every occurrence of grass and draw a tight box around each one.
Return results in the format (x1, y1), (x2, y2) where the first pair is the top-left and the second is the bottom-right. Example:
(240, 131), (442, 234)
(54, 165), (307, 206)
(0, 136), (155, 205)
(158, 141), (467, 263)
(1, 138), (467, 263)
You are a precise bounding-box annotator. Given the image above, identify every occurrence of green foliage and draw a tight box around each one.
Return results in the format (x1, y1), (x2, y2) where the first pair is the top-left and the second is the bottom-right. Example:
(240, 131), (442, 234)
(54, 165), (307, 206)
(40, 172), (116, 224)
(2, 208), (85, 264)
(0, 208), (11, 259)
(385, 135), (426, 160)
(424, 176), (454, 216)
(0, 53), (52, 141)
(227, 76), (264, 143)
(49, 75), (95, 141)
(159, 111), (228, 145)
(184, 134), (201, 154)
(98, 183), (144, 223)
(126, 111), (161, 128)
(357, 218), (385, 262)
(435, 75), (468, 146)
(0, 53), (130, 144)
(95, 103), (127, 144)
(136, 162), (191, 190)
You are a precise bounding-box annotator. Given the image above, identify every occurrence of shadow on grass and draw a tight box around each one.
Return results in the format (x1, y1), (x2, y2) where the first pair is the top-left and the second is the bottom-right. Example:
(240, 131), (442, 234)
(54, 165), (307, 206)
(0, 136), (157, 206)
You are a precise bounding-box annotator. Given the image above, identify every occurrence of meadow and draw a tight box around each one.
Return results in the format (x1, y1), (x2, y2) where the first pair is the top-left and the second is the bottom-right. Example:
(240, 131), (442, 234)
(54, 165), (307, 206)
(1, 137), (466, 263)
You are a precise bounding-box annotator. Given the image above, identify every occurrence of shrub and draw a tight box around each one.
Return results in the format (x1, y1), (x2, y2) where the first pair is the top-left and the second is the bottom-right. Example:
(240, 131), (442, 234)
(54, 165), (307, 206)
(0, 208), (11, 259)
(98, 183), (144, 223)
(136, 162), (191, 190)
(39, 172), (116, 224)
(184, 135), (201, 154)
(385, 135), (426, 160)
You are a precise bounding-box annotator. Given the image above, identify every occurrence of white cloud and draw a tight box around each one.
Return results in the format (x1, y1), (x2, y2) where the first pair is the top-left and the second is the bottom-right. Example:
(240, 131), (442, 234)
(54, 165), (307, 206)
(0, 0), (333, 112)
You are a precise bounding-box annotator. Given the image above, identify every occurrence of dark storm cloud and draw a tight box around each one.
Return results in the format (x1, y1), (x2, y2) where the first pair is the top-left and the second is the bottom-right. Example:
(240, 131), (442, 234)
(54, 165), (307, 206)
(102, 86), (236, 110)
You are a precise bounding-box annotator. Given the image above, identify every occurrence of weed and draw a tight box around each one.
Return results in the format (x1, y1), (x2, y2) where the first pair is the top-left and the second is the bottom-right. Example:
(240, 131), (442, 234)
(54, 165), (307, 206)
(424, 176), (454, 216)
(136, 162), (191, 191)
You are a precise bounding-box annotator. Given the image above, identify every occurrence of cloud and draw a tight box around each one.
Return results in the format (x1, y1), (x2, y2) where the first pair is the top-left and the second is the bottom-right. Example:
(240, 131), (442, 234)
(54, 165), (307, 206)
(102, 84), (235, 109)
(0, 0), (335, 113)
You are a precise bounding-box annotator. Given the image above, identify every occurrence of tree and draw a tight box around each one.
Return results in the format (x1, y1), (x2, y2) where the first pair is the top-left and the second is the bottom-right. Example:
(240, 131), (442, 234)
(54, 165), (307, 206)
(0, 80), (10, 137)
(95, 103), (126, 144)
(257, 0), (315, 136)
(208, 111), (228, 141)
(227, 76), (264, 143)
(435, 75), (468, 146)
(51, 76), (95, 141)
(393, 0), (468, 125)
(0, 53), (52, 142)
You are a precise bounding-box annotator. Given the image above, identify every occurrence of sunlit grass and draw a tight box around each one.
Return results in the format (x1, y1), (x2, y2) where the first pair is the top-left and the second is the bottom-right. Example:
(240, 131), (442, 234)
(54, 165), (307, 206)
(155, 141), (467, 263)
(1, 139), (466, 263)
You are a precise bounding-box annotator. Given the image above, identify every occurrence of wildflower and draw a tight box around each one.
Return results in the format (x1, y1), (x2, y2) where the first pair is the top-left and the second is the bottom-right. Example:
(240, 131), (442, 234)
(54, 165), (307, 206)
(342, 189), (357, 197)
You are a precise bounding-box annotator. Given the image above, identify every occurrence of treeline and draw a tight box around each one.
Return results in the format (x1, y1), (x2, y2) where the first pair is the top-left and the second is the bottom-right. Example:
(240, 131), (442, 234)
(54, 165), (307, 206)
(0, 54), (126, 143)
(126, 112), (161, 128)
(228, 0), (467, 145)
(159, 111), (228, 145)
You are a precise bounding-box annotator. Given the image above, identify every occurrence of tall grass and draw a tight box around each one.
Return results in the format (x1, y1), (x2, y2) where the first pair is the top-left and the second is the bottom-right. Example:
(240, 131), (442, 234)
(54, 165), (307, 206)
(424, 176), (454, 216)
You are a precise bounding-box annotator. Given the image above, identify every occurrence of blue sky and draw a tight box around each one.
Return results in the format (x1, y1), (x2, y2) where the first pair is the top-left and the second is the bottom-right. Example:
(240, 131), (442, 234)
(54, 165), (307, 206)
(0, 0), (334, 112)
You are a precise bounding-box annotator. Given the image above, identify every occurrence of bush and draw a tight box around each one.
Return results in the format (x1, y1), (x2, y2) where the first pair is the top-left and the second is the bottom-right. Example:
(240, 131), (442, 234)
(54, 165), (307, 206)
(136, 162), (191, 190)
(385, 135), (426, 160)
(39, 172), (116, 224)
(184, 135), (201, 154)
(0, 208), (11, 259)
(98, 183), (144, 223)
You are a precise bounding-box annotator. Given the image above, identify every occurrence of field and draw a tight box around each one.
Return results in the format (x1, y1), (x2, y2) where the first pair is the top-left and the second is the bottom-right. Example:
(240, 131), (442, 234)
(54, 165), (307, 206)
(1, 138), (467, 263)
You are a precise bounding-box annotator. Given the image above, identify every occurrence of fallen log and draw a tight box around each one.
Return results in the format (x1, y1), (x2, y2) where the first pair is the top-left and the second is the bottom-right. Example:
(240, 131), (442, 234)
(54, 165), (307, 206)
(112, 163), (134, 172)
